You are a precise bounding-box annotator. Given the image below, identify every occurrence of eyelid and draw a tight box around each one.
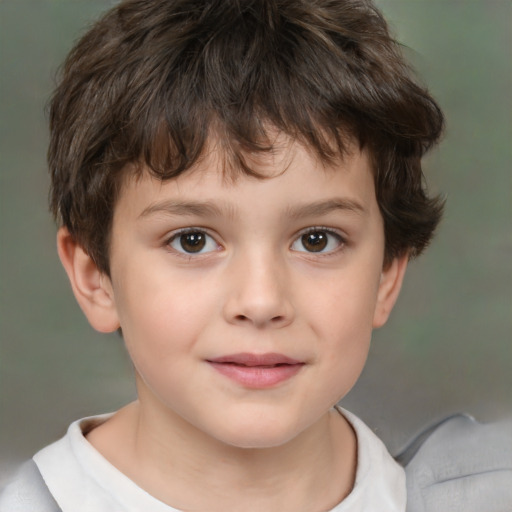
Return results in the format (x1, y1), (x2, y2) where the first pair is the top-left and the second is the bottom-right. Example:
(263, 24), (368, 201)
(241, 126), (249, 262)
(291, 226), (346, 254)
(165, 227), (222, 256)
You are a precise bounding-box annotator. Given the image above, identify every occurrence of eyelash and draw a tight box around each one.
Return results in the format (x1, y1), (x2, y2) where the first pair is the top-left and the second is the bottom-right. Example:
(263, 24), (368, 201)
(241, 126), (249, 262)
(164, 226), (346, 257)
(165, 228), (220, 257)
(291, 226), (346, 256)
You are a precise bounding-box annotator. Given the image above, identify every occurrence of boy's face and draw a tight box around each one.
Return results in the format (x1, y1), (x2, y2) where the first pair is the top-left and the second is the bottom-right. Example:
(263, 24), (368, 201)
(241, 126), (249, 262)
(81, 139), (405, 449)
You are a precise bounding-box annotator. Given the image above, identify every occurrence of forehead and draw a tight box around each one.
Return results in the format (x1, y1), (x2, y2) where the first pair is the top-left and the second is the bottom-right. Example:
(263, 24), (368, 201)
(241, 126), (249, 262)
(116, 138), (378, 220)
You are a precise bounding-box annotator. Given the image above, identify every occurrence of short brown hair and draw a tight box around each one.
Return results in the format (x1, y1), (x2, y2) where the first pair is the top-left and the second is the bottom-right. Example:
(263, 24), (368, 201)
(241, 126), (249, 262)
(48, 0), (444, 274)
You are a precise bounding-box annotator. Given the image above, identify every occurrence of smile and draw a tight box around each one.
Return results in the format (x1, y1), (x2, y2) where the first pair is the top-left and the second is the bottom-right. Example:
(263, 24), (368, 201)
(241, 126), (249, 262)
(206, 353), (305, 388)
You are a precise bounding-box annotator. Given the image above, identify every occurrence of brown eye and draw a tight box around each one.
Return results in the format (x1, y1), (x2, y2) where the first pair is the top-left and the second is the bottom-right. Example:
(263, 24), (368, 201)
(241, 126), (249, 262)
(291, 229), (343, 254)
(301, 231), (328, 252)
(169, 230), (218, 254)
(179, 232), (206, 253)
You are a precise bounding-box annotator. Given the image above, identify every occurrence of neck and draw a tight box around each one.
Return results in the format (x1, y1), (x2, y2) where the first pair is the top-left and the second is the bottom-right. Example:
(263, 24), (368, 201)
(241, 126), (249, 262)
(88, 398), (356, 512)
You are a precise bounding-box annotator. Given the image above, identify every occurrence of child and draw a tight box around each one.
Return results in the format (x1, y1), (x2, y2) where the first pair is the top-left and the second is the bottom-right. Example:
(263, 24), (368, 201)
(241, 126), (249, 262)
(0, 0), (447, 510)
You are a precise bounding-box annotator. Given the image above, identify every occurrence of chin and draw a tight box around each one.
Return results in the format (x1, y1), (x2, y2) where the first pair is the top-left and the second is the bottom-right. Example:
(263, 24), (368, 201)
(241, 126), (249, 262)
(212, 416), (305, 450)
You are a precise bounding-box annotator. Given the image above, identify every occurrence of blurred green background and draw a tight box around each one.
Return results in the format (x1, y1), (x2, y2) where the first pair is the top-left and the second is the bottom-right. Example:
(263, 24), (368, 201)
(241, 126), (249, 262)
(1, 0), (511, 482)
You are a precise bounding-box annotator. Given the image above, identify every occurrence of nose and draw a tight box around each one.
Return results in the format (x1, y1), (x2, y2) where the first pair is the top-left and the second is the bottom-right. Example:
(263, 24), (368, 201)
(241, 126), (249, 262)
(223, 252), (294, 329)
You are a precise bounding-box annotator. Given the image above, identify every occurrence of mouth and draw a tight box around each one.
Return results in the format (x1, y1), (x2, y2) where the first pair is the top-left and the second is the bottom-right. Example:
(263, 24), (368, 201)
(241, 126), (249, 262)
(206, 353), (305, 388)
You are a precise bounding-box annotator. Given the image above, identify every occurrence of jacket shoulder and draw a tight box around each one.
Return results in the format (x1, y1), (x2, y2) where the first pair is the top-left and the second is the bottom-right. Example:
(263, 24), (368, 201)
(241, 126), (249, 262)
(0, 460), (61, 512)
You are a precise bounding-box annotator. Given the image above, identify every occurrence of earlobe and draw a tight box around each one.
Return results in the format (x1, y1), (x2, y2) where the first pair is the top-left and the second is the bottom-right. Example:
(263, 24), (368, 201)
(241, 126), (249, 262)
(372, 254), (408, 328)
(57, 227), (120, 333)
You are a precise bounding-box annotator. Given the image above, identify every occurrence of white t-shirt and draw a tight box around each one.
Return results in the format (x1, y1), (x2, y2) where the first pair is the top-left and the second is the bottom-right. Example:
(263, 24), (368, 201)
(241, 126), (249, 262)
(1, 408), (405, 511)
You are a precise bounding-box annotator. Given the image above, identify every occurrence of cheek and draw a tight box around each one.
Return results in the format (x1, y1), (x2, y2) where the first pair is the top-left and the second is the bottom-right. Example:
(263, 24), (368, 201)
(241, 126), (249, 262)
(307, 268), (381, 337)
(303, 270), (380, 394)
(113, 263), (219, 363)
(114, 279), (205, 400)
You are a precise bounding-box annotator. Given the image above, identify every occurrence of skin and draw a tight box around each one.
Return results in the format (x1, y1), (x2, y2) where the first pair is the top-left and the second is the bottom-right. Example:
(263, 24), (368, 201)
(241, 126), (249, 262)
(57, 138), (407, 511)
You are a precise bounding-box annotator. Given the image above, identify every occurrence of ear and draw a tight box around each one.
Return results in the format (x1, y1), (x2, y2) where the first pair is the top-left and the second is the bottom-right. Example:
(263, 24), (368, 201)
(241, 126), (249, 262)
(372, 254), (408, 328)
(57, 227), (120, 333)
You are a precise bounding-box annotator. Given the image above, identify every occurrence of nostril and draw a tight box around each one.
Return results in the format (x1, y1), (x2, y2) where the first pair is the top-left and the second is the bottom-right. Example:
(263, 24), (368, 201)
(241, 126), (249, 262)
(234, 314), (284, 324)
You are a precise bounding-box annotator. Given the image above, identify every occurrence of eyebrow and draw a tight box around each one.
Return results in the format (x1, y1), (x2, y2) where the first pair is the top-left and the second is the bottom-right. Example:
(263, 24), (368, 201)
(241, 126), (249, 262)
(138, 197), (365, 220)
(285, 198), (366, 219)
(138, 199), (230, 219)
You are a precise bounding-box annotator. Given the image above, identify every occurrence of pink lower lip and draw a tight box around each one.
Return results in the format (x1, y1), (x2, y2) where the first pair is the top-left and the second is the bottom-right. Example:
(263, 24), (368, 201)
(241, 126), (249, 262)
(208, 361), (304, 388)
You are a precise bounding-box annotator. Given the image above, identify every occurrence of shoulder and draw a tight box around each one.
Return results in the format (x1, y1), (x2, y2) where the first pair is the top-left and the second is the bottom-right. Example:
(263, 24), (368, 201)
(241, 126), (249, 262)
(0, 460), (61, 512)
(27, 413), (179, 512)
(0, 414), (116, 512)
(343, 408), (404, 475)
(334, 407), (406, 511)
(400, 414), (512, 512)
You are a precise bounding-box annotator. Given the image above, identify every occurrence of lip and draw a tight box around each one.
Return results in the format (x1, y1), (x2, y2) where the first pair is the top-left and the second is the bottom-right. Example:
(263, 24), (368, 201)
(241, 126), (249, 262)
(206, 352), (304, 388)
